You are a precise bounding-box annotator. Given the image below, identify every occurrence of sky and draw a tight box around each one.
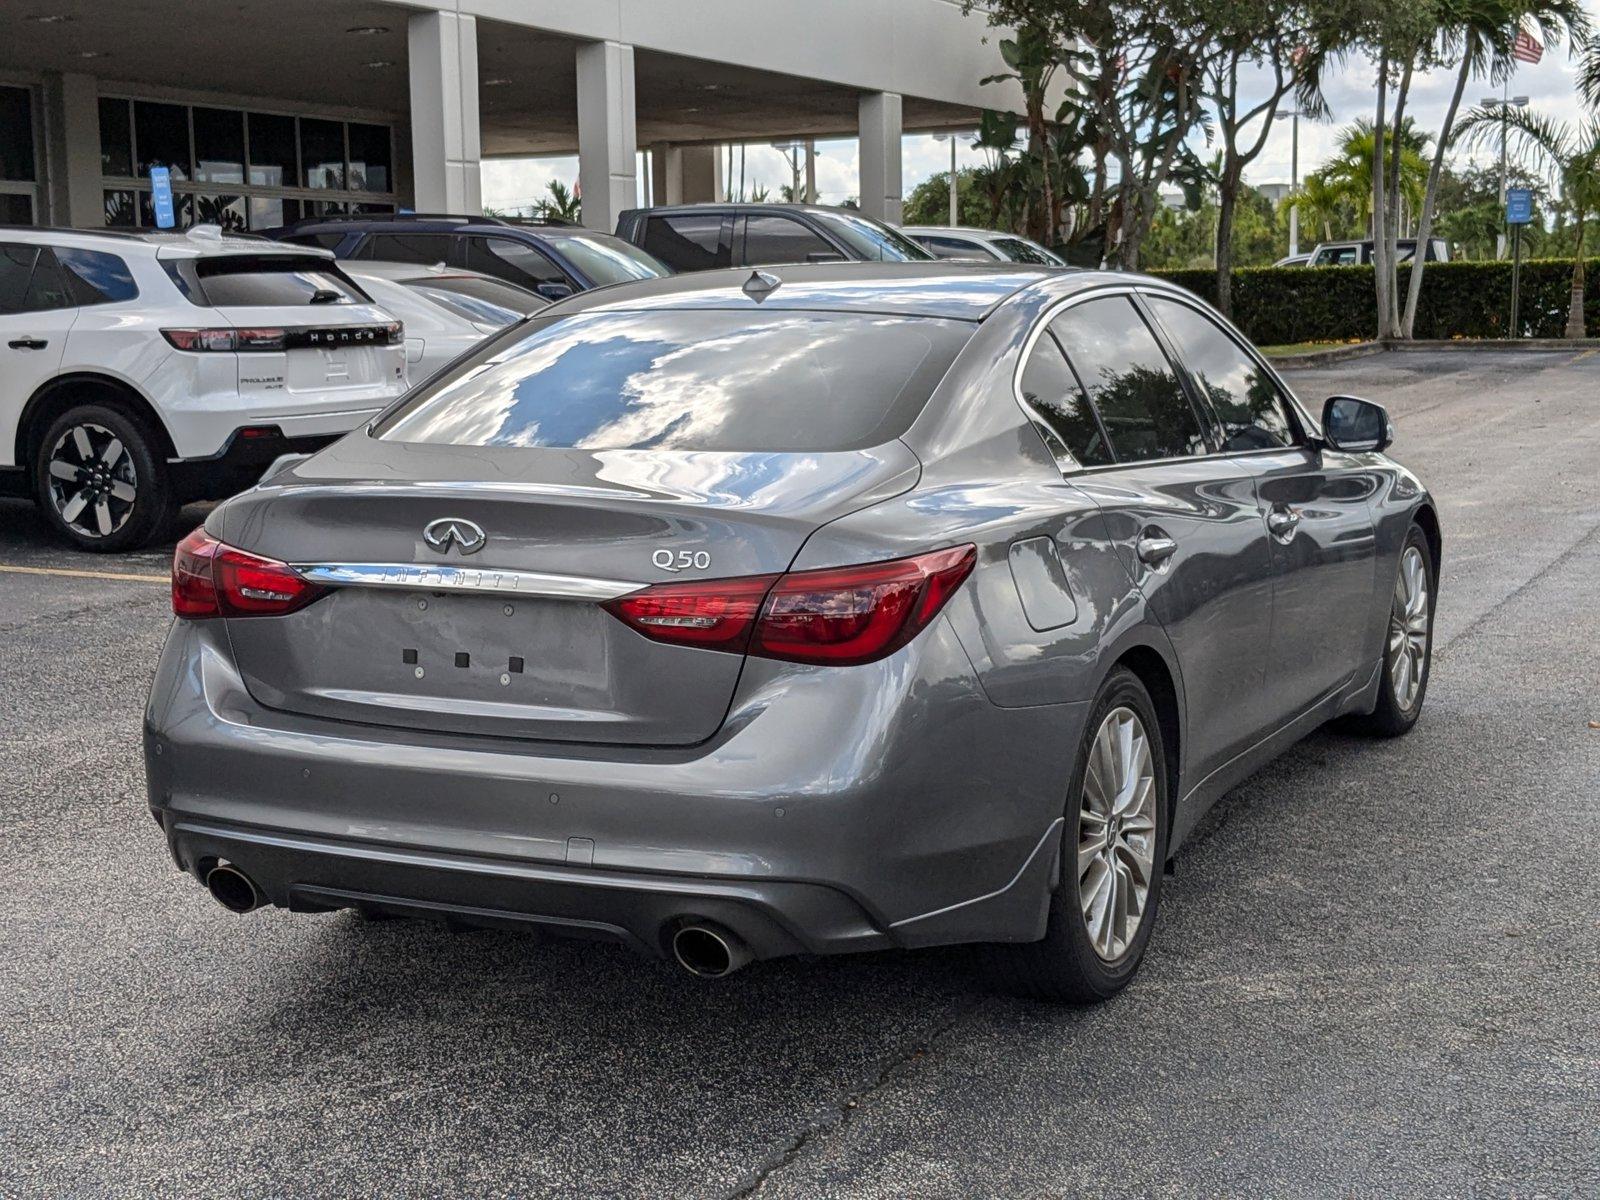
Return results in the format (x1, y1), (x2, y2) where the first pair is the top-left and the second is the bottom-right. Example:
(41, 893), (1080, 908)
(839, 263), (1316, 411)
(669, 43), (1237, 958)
(480, 7), (1599, 217)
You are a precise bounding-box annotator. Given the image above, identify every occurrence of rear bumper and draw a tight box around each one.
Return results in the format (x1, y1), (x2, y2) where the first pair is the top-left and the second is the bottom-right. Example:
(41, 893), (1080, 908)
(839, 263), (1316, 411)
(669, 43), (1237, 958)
(145, 616), (1084, 961)
(168, 425), (342, 502)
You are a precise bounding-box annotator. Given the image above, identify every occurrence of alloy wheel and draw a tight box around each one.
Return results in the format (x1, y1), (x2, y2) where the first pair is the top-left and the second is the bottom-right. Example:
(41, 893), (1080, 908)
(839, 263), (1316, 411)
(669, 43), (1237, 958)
(1388, 545), (1429, 710)
(46, 422), (138, 539)
(1078, 706), (1158, 962)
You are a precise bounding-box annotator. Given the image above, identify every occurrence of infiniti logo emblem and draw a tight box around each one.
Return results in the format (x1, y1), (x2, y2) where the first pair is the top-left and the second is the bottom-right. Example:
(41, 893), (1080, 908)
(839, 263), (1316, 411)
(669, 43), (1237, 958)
(422, 517), (486, 556)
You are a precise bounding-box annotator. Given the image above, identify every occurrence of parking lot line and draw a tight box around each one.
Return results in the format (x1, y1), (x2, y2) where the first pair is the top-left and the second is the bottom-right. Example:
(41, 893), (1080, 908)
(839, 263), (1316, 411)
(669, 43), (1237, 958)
(0, 562), (167, 585)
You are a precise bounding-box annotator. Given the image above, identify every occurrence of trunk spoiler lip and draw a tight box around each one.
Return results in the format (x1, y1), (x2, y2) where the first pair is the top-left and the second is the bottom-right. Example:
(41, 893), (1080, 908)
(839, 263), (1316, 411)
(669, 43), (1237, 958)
(292, 562), (642, 602)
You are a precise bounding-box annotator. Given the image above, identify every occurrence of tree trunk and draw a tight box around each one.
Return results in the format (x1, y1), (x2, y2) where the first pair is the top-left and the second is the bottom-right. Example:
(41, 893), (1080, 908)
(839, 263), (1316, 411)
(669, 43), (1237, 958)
(1372, 54), (1393, 341)
(1384, 58), (1413, 336)
(1215, 166), (1241, 317)
(1403, 51), (1470, 339)
(1566, 214), (1588, 338)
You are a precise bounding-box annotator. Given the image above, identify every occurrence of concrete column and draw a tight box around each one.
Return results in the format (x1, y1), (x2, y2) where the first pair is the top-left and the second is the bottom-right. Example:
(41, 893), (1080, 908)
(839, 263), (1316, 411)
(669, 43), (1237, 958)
(678, 145), (720, 203)
(42, 72), (102, 227)
(576, 40), (637, 233)
(408, 10), (481, 214)
(858, 92), (903, 223)
(804, 137), (816, 204)
(648, 146), (668, 205)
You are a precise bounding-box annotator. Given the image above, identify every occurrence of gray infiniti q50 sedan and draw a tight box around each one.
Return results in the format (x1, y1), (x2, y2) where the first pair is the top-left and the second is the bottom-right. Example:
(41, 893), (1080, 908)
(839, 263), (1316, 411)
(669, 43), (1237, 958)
(145, 262), (1438, 1002)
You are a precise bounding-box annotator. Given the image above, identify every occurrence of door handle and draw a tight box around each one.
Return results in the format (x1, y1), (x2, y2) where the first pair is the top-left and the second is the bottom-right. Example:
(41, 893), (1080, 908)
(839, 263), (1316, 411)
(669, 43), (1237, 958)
(8, 337), (47, 350)
(1136, 532), (1178, 566)
(1267, 506), (1301, 538)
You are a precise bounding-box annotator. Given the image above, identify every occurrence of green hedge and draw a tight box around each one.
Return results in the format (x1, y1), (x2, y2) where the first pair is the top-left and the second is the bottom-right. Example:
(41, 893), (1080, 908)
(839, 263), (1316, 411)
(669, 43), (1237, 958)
(1147, 259), (1600, 344)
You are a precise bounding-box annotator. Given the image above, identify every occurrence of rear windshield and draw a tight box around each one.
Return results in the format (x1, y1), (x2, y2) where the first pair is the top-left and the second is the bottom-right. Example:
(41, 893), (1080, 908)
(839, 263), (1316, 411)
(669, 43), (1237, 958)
(405, 276), (546, 324)
(188, 255), (367, 307)
(373, 309), (970, 452)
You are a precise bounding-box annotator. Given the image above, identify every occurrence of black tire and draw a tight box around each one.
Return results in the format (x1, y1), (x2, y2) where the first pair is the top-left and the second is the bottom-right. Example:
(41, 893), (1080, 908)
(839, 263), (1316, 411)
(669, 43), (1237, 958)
(994, 666), (1171, 1004)
(32, 403), (175, 553)
(1348, 523), (1435, 738)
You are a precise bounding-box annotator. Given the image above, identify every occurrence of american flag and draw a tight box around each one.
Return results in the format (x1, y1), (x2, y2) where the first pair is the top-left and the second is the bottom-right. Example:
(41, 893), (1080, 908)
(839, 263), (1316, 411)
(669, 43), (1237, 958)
(1512, 30), (1543, 65)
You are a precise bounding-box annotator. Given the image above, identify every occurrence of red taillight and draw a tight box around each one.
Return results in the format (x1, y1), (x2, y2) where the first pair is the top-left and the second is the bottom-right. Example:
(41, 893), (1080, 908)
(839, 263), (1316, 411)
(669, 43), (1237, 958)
(162, 328), (287, 352)
(602, 545), (976, 666)
(602, 573), (778, 654)
(171, 528), (326, 619)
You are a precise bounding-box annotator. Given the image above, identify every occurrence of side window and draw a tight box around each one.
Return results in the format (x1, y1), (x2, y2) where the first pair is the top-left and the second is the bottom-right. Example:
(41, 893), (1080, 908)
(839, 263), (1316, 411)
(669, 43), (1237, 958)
(24, 249), (74, 311)
(358, 233), (454, 266)
(919, 235), (990, 260)
(1051, 296), (1207, 462)
(1018, 330), (1113, 467)
(740, 215), (835, 266)
(1148, 297), (1294, 452)
(55, 248), (139, 306)
(0, 244), (41, 314)
(464, 237), (567, 288)
(642, 214), (725, 271)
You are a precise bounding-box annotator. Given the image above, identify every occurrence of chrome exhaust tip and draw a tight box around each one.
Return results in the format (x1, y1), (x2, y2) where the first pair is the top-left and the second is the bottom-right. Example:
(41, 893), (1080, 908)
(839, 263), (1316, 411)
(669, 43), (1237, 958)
(671, 922), (753, 979)
(204, 863), (263, 914)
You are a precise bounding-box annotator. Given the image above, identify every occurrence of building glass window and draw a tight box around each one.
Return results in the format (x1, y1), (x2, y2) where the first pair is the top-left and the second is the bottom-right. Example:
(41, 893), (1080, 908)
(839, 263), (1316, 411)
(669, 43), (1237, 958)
(346, 123), (390, 194)
(0, 86), (39, 224)
(192, 107), (244, 185)
(300, 118), (345, 189)
(134, 100), (190, 180)
(99, 98), (132, 177)
(97, 96), (395, 232)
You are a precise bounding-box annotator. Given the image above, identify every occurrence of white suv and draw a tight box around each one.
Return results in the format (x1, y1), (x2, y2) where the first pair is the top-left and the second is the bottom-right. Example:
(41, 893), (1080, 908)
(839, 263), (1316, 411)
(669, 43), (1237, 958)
(0, 226), (407, 551)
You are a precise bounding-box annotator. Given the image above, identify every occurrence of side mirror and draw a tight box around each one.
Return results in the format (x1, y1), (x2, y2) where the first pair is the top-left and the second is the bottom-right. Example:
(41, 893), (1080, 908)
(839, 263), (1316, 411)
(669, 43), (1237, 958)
(1321, 395), (1393, 454)
(536, 281), (575, 301)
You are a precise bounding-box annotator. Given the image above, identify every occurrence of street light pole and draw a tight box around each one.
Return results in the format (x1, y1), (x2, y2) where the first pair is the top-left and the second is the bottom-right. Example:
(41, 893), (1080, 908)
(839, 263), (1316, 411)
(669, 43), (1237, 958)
(1274, 109), (1302, 257)
(933, 132), (957, 225)
(1482, 89), (1530, 259)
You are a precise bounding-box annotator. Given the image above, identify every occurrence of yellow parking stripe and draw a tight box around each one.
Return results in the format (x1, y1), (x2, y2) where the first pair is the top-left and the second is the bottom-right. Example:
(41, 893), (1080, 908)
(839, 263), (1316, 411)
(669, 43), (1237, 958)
(0, 562), (167, 584)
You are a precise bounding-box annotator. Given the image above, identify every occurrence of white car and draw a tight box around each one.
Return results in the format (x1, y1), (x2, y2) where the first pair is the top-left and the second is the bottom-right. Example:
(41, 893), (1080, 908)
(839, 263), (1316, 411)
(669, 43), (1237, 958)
(0, 226), (407, 551)
(901, 225), (1067, 266)
(342, 261), (546, 382)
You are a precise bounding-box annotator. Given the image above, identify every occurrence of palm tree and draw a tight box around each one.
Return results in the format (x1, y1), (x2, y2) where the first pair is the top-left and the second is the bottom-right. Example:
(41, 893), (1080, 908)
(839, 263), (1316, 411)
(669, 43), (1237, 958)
(1314, 120), (1432, 232)
(1280, 170), (1358, 242)
(537, 180), (580, 224)
(1402, 0), (1588, 338)
(1457, 104), (1600, 336)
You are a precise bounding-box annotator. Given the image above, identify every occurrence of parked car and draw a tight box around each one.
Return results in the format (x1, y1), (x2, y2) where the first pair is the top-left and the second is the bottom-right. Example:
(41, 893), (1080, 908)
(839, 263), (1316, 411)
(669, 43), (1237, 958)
(1273, 252), (1313, 268)
(613, 202), (935, 271)
(343, 261), (546, 380)
(0, 225), (406, 551)
(902, 225), (1067, 266)
(270, 214), (671, 301)
(1306, 238), (1449, 266)
(148, 261), (1440, 1002)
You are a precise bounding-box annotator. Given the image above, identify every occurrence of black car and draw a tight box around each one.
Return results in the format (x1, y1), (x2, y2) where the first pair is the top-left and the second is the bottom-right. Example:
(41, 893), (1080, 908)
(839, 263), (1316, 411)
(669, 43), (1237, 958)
(614, 203), (934, 272)
(268, 214), (671, 301)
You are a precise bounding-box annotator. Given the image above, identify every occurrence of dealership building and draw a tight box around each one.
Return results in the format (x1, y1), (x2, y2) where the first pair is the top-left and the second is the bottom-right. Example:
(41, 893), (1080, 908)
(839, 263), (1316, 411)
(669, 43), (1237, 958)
(0, 0), (1028, 236)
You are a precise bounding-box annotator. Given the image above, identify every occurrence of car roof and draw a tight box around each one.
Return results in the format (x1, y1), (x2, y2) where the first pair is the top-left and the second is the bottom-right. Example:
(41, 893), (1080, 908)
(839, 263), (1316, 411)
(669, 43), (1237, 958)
(901, 226), (1009, 240)
(548, 260), (1074, 321)
(618, 202), (877, 220)
(0, 224), (332, 260)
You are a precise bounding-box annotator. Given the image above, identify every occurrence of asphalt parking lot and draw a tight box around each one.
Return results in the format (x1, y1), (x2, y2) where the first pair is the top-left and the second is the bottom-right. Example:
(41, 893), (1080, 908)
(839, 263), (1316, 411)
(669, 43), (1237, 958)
(3, 347), (1597, 1198)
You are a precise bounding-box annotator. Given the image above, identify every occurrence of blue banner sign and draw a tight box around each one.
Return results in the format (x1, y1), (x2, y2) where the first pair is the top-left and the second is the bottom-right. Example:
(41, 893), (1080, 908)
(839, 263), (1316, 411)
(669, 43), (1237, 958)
(1506, 187), (1533, 226)
(149, 166), (176, 229)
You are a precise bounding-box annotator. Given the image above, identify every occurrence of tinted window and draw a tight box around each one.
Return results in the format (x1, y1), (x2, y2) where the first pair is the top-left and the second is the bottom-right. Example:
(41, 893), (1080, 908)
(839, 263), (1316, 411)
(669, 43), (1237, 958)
(1019, 331), (1113, 467)
(0, 244), (38, 313)
(191, 256), (364, 307)
(918, 235), (992, 260)
(1052, 297), (1206, 462)
(193, 107), (244, 185)
(375, 311), (971, 453)
(285, 232), (347, 250)
(642, 213), (724, 271)
(99, 98), (132, 177)
(301, 118), (345, 189)
(465, 237), (567, 288)
(24, 249), (73, 311)
(347, 123), (391, 193)
(991, 236), (1057, 265)
(741, 214), (837, 266)
(56, 248), (139, 305)
(359, 232), (454, 266)
(247, 113), (296, 188)
(0, 194), (32, 225)
(1149, 298), (1293, 452)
